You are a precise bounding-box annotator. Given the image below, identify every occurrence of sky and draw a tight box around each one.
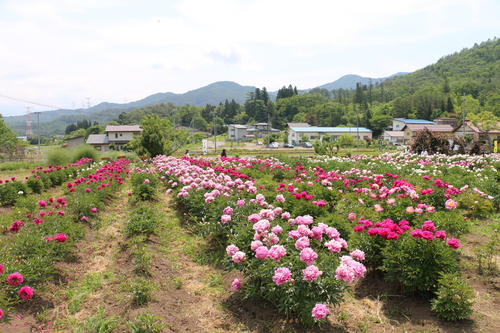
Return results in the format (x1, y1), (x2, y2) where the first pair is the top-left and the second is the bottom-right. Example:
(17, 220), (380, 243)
(1, 0), (499, 117)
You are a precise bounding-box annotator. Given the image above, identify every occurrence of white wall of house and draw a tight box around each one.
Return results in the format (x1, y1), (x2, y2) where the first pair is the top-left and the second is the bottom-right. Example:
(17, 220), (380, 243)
(107, 132), (138, 142)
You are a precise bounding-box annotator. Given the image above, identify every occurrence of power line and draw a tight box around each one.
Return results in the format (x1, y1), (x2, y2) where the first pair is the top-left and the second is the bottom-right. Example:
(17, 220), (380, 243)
(0, 93), (65, 110)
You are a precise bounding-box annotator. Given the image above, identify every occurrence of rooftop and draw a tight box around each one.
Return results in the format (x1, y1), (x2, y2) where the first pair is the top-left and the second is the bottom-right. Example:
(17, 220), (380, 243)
(289, 126), (372, 133)
(105, 125), (142, 132)
(86, 134), (109, 145)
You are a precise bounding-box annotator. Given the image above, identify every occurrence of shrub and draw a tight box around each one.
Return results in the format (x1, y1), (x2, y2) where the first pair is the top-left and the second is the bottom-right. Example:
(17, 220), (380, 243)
(131, 172), (159, 201)
(27, 177), (44, 194)
(0, 180), (28, 206)
(380, 234), (461, 295)
(71, 145), (99, 163)
(47, 148), (72, 166)
(431, 272), (475, 321)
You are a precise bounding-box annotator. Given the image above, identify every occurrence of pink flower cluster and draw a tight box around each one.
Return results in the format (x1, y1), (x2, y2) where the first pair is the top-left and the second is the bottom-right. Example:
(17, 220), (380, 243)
(335, 255), (366, 283)
(354, 218), (411, 240)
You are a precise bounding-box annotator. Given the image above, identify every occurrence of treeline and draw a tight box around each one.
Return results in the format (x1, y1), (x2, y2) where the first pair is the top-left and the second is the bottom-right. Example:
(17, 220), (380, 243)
(65, 119), (99, 134)
(105, 38), (500, 138)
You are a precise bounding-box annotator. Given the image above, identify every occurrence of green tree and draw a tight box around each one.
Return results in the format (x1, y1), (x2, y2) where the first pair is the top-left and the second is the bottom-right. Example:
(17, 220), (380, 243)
(126, 114), (188, 157)
(0, 114), (20, 158)
(468, 111), (500, 144)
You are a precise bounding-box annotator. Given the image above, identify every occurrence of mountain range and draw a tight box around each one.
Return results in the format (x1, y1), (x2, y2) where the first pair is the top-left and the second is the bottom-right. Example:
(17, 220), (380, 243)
(3, 73), (408, 134)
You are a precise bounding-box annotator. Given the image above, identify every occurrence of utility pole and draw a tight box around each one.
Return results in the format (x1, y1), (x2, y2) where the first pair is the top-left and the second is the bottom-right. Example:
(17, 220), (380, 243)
(356, 105), (359, 148)
(268, 114), (271, 145)
(462, 92), (466, 137)
(213, 112), (217, 152)
(34, 112), (41, 154)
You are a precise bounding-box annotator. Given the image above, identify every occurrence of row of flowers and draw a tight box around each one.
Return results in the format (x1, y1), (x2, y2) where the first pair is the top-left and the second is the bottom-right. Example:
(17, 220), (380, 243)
(0, 158), (131, 322)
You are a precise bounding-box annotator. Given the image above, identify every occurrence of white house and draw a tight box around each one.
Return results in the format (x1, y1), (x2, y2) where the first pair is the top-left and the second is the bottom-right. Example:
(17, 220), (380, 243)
(86, 134), (110, 152)
(383, 131), (404, 144)
(86, 125), (142, 152)
(227, 124), (248, 141)
(392, 118), (434, 130)
(287, 125), (373, 146)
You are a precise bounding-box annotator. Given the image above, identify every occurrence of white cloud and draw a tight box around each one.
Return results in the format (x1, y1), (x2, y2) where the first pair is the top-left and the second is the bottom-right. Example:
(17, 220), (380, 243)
(0, 0), (499, 116)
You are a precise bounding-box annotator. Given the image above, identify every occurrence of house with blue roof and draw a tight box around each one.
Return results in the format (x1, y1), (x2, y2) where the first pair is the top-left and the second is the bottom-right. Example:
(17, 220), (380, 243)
(286, 125), (372, 146)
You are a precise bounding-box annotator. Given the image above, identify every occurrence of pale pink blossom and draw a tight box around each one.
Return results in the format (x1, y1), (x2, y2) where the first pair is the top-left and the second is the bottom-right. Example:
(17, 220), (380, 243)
(268, 245), (287, 261)
(311, 303), (329, 321)
(302, 265), (322, 282)
(232, 251), (246, 263)
(232, 278), (242, 290)
(226, 244), (239, 256)
(272, 267), (292, 285)
(300, 247), (318, 265)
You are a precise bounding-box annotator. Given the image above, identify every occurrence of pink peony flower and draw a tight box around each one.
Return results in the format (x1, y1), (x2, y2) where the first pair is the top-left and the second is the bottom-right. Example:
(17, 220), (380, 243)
(350, 249), (365, 261)
(445, 199), (458, 210)
(271, 225), (283, 235)
(221, 214), (232, 223)
(0, 264), (3, 275)
(276, 194), (285, 203)
(268, 245), (287, 261)
(348, 212), (356, 221)
(0, 308), (3, 320)
(325, 239), (342, 253)
(54, 233), (67, 243)
(237, 199), (245, 207)
(90, 207), (98, 213)
(223, 206), (233, 215)
(311, 303), (329, 321)
(38, 200), (47, 207)
(85, 188), (91, 193)
(254, 246), (269, 259)
(447, 238), (460, 249)
(300, 247), (318, 265)
(272, 267), (292, 285)
(8, 221), (23, 233)
(302, 265), (323, 282)
(295, 236), (310, 250)
(226, 244), (239, 256)
(374, 204), (384, 213)
(250, 240), (263, 251)
(232, 278), (242, 290)
(144, 179), (150, 184)
(18, 286), (34, 300)
(7, 272), (24, 286)
(57, 210), (65, 216)
(232, 251), (246, 263)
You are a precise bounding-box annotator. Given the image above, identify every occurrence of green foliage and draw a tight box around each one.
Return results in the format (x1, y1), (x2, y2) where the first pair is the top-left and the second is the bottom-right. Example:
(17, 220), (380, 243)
(71, 145), (100, 163)
(457, 193), (495, 218)
(26, 177), (44, 194)
(126, 114), (188, 157)
(131, 278), (156, 305)
(47, 148), (72, 166)
(0, 180), (28, 205)
(128, 312), (169, 333)
(75, 307), (119, 333)
(125, 206), (159, 237)
(130, 172), (159, 201)
(431, 273), (475, 321)
(380, 236), (461, 295)
(475, 229), (500, 273)
(0, 115), (20, 157)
